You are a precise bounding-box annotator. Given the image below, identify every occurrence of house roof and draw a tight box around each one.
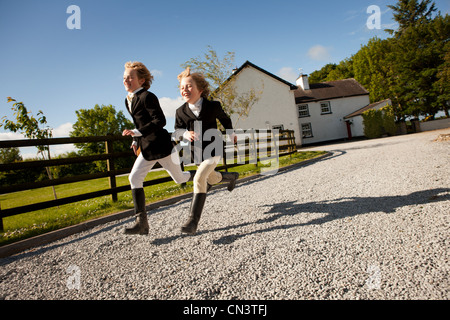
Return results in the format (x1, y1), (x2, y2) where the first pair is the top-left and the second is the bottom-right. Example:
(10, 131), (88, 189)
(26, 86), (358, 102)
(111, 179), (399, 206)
(344, 99), (392, 119)
(219, 61), (369, 104)
(229, 60), (298, 90)
(295, 79), (369, 104)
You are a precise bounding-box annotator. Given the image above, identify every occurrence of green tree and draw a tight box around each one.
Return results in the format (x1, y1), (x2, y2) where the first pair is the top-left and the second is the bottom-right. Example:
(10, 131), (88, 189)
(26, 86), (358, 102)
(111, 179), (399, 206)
(0, 147), (22, 186)
(181, 46), (262, 124)
(326, 58), (354, 82)
(386, 0), (437, 36)
(389, 12), (449, 119)
(352, 38), (397, 113)
(1, 98), (57, 198)
(0, 147), (22, 164)
(308, 63), (337, 84)
(435, 45), (450, 117)
(70, 104), (134, 172)
(310, 0), (448, 121)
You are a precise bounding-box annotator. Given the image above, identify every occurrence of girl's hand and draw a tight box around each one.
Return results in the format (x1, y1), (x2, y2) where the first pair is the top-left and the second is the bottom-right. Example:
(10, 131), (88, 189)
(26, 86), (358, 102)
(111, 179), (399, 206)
(122, 129), (135, 137)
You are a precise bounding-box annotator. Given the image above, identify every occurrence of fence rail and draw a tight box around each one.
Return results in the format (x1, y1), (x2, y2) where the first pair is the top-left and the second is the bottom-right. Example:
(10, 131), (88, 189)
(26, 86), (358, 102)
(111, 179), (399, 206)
(0, 130), (296, 231)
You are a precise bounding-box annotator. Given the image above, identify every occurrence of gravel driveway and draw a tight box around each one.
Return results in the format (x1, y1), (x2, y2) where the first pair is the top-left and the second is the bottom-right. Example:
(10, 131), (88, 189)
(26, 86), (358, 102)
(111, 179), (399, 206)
(1, 129), (449, 301)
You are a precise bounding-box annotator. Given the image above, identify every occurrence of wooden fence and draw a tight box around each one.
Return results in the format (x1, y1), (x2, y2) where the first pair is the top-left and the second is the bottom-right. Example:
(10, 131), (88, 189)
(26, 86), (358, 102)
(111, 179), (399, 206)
(0, 130), (296, 231)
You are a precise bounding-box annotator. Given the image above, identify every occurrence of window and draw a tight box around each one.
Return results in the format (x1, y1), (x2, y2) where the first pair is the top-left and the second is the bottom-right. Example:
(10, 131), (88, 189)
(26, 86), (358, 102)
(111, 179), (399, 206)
(297, 104), (310, 118)
(320, 101), (332, 114)
(301, 123), (313, 138)
(272, 124), (284, 131)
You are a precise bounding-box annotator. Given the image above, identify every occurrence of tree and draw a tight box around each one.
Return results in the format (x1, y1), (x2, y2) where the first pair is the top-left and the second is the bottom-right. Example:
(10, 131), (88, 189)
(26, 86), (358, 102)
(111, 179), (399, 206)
(388, 12), (449, 119)
(70, 104), (134, 172)
(308, 63), (337, 84)
(1, 98), (57, 198)
(181, 46), (262, 124)
(386, 0), (437, 36)
(0, 147), (22, 164)
(435, 44), (450, 117)
(0, 147), (22, 185)
(310, 0), (449, 121)
(352, 38), (398, 115)
(326, 58), (354, 82)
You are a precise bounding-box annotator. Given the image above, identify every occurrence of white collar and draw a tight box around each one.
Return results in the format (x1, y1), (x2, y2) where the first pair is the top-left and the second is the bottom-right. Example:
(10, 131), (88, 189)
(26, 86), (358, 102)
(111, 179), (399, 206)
(127, 87), (143, 97)
(188, 97), (203, 109)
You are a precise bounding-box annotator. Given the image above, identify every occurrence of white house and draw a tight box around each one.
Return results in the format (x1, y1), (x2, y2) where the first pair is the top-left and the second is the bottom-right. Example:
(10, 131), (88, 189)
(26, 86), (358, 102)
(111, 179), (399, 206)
(343, 99), (392, 137)
(225, 61), (374, 146)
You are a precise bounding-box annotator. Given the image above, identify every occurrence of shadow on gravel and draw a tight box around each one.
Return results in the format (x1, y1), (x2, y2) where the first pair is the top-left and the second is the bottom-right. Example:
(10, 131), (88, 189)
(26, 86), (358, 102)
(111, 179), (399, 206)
(209, 187), (449, 245)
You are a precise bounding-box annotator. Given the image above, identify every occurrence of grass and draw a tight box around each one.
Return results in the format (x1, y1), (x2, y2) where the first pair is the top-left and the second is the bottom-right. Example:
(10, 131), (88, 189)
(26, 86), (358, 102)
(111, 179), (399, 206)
(0, 151), (326, 246)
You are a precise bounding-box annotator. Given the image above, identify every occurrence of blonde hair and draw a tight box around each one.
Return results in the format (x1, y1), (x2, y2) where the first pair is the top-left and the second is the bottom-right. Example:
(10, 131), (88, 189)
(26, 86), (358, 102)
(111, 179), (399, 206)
(124, 61), (153, 90)
(177, 68), (210, 99)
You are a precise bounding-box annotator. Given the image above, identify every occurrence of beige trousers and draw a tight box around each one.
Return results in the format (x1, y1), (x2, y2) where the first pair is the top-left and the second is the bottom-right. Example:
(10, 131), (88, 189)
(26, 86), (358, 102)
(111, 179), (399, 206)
(193, 156), (222, 193)
(129, 151), (191, 189)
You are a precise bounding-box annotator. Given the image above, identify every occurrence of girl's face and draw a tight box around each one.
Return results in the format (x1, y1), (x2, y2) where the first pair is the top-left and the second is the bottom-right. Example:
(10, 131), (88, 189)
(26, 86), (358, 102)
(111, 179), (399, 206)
(123, 68), (145, 93)
(180, 76), (202, 104)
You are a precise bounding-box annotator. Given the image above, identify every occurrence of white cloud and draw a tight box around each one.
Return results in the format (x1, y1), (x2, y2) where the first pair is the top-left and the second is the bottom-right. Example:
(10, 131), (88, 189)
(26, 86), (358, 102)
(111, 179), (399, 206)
(159, 97), (184, 119)
(277, 67), (298, 83)
(307, 45), (333, 61)
(0, 131), (25, 141)
(1, 123), (76, 158)
(52, 122), (73, 137)
(151, 69), (163, 78)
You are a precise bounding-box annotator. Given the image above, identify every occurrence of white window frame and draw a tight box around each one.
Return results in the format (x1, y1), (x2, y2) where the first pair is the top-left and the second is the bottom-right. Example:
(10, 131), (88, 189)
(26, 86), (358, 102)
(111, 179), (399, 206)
(301, 123), (313, 138)
(297, 104), (310, 118)
(272, 124), (284, 131)
(320, 101), (332, 114)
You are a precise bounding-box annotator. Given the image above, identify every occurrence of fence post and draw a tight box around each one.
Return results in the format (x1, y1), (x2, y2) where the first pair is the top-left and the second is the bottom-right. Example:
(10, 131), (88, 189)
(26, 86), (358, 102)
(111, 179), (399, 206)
(105, 138), (118, 202)
(0, 203), (3, 232)
(250, 129), (258, 168)
(271, 129), (279, 160)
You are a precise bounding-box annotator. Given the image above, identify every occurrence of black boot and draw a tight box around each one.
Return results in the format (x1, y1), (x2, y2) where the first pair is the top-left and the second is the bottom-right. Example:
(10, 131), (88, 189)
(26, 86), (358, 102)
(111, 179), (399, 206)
(181, 193), (207, 235)
(220, 172), (239, 191)
(124, 188), (149, 235)
(187, 170), (196, 182)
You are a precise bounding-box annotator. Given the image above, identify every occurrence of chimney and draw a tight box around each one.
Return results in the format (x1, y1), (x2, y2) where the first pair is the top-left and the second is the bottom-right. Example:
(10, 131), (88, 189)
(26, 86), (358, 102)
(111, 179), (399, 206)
(296, 71), (310, 90)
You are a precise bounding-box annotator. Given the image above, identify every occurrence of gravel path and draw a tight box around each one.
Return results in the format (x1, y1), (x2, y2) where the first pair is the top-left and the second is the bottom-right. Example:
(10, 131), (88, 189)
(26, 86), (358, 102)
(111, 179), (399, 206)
(1, 129), (449, 300)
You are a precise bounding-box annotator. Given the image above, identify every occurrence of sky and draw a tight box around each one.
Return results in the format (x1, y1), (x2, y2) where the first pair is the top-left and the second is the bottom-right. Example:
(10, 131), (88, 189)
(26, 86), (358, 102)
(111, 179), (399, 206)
(1, 0), (449, 157)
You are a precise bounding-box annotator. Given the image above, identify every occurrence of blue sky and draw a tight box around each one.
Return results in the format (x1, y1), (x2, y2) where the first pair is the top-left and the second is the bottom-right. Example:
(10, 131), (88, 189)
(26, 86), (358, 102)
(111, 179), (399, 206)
(1, 0), (448, 156)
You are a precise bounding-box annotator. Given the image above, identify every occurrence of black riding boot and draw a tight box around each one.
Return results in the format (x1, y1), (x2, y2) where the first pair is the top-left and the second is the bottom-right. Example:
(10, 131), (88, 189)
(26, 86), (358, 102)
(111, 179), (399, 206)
(220, 172), (239, 191)
(181, 193), (207, 235)
(187, 170), (196, 182)
(124, 188), (149, 235)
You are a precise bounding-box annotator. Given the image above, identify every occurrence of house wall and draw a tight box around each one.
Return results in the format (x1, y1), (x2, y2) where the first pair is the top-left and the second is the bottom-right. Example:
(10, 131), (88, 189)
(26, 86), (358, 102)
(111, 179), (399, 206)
(227, 65), (372, 146)
(299, 95), (370, 145)
(229, 67), (301, 145)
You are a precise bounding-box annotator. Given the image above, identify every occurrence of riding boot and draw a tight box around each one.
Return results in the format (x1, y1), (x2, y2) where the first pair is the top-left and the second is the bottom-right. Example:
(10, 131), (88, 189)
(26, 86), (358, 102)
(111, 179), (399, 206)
(187, 170), (196, 182)
(220, 172), (239, 191)
(124, 188), (149, 235)
(181, 193), (207, 235)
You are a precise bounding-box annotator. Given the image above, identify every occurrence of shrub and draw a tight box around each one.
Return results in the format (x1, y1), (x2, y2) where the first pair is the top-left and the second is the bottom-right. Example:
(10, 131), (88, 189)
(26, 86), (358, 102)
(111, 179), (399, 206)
(362, 104), (397, 138)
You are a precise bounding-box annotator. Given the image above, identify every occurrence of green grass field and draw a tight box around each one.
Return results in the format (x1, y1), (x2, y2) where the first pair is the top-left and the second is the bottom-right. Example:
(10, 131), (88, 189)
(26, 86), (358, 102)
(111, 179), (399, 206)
(0, 151), (326, 246)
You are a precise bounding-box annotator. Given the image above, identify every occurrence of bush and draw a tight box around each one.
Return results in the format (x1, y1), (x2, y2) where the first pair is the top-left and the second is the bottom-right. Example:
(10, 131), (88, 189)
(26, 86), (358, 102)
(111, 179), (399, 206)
(381, 105), (397, 136)
(362, 109), (383, 138)
(362, 105), (397, 138)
